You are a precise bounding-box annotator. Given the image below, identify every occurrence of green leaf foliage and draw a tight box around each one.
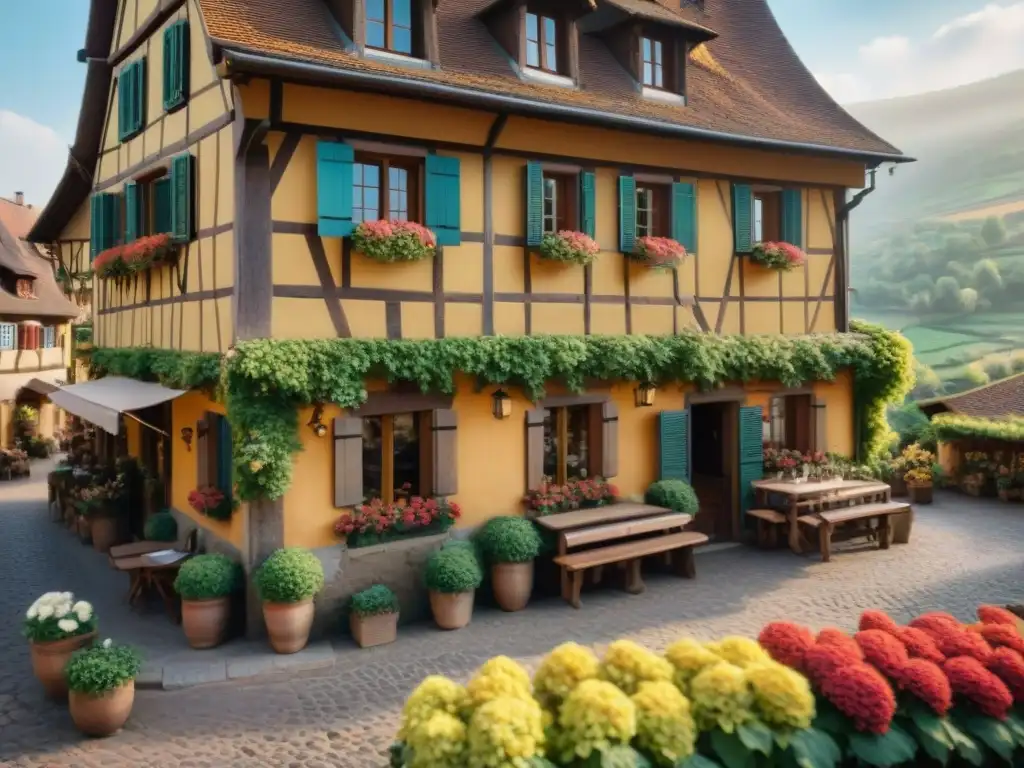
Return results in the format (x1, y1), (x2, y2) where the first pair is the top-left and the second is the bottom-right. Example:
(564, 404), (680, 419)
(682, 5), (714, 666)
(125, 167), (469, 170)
(349, 584), (399, 617)
(847, 723), (917, 767)
(932, 412), (1024, 443)
(709, 729), (755, 768)
(677, 756), (723, 768)
(90, 347), (221, 392)
(942, 718), (984, 766)
(644, 479), (699, 515)
(423, 546), (483, 593)
(953, 709), (1016, 763)
(254, 548), (325, 603)
(173, 554), (242, 600)
(735, 721), (772, 756)
(787, 727), (840, 768)
(475, 516), (542, 564)
(65, 641), (142, 696)
(902, 706), (952, 766)
(143, 511), (178, 542)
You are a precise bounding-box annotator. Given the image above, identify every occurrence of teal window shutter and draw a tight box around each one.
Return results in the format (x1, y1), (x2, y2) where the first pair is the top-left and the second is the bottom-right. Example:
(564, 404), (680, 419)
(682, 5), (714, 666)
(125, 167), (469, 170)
(316, 140), (355, 237)
(738, 405), (764, 518)
(425, 154), (461, 246)
(579, 171), (596, 239)
(102, 193), (121, 248)
(117, 73), (127, 141)
(170, 153), (195, 243)
(90, 194), (102, 260)
(153, 177), (173, 234)
(135, 58), (147, 134)
(781, 189), (803, 248)
(525, 161), (544, 247)
(732, 183), (753, 253)
(671, 182), (697, 252)
(163, 21), (189, 111)
(124, 181), (140, 243)
(658, 409), (690, 483)
(619, 175), (637, 253)
(215, 414), (233, 502)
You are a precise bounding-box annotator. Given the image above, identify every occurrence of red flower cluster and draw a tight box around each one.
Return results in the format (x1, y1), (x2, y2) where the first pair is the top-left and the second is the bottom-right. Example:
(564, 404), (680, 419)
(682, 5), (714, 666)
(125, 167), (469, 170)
(804, 643), (857, 686)
(859, 609), (900, 634)
(523, 477), (618, 516)
(978, 605), (1018, 626)
(94, 233), (176, 279)
(751, 241), (807, 271)
(909, 612), (960, 636)
(817, 628), (863, 661)
(855, 630), (909, 680)
(933, 626), (994, 664)
(188, 486), (225, 515)
(894, 626), (946, 665)
(944, 656), (1013, 719)
(334, 496), (460, 538)
(987, 647), (1024, 703)
(758, 621), (816, 672)
(976, 623), (1024, 656)
(819, 662), (896, 734)
(897, 659), (952, 715)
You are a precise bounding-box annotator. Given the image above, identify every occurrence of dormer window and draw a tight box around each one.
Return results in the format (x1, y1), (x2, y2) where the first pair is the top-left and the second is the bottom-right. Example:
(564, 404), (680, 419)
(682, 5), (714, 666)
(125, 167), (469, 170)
(525, 12), (559, 73)
(367, 0), (414, 55)
(641, 37), (664, 89)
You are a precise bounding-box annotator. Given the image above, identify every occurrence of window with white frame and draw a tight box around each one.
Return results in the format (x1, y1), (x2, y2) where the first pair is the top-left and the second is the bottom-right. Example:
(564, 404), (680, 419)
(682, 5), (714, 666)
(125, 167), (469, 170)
(43, 326), (57, 349)
(0, 322), (14, 350)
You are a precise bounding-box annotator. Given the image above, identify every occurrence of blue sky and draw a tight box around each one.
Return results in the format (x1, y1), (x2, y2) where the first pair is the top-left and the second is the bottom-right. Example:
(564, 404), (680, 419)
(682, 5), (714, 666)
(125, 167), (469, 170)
(1, 1), (1022, 206)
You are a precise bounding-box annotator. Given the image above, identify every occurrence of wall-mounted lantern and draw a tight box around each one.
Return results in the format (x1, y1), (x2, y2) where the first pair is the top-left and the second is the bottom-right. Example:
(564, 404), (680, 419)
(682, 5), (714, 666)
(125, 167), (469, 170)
(492, 389), (512, 420)
(308, 404), (328, 438)
(634, 383), (657, 408)
(180, 426), (194, 451)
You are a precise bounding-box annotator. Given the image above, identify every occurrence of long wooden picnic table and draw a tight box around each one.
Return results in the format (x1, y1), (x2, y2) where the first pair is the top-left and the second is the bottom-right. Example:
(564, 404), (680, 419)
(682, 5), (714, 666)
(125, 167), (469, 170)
(752, 478), (891, 553)
(532, 502), (672, 532)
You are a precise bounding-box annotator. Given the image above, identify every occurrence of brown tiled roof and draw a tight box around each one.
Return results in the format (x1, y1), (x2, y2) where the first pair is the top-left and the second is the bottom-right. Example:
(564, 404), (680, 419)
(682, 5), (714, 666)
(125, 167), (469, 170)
(0, 201), (80, 320)
(603, 0), (717, 36)
(919, 374), (1024, 420)
(201, 0), (905, 160)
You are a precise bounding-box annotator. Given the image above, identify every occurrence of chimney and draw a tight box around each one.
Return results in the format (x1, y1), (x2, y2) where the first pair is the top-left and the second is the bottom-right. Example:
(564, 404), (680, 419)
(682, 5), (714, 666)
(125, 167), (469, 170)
(14, 191), (24, 206)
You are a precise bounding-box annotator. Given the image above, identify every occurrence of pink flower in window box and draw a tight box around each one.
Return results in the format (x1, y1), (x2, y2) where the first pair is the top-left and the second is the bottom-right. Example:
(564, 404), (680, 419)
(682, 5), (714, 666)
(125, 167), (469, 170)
(351, 219), (437, 263)
(631, 236), (687, 270)
(537, 230), (600, 266)
(751, 241), (806, 271)
(94, 233), (178, 280)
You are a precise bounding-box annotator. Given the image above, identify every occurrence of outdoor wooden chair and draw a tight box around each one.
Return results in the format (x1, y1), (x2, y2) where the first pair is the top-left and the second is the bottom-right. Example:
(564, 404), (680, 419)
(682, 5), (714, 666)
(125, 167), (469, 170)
(113, 529), (198, 622)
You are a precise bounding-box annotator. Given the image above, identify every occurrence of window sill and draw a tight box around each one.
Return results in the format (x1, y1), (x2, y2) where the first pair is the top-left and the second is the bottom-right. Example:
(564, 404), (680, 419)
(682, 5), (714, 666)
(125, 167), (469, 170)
(363, 47), (433, 71)
(641, 86), (686, 106)
(521, 67), (576, 89)
(163, 96), (188, 114)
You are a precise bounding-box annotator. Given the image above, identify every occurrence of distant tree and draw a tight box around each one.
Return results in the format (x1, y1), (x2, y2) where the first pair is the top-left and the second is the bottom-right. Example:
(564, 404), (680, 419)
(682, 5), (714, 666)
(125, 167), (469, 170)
(972, 258), (1003, 297)
(959, 287), (979, 313)
(1010, 350), (1024, 374)
(911, 361), (942, 399)
(984, 357), (1013, 382)
(903, 274), (935, 299)
(948, 262), (973, 283)
(944, 233), (978, 260)
(981, 215), (1007, 247)
(963, 363), (990, 387)
(932, 276), (963, 312)
(908, 292), (932, 314)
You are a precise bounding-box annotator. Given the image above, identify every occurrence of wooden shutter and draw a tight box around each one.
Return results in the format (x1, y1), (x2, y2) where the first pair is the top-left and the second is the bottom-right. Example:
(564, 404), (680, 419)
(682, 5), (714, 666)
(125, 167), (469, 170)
(732, 183), (753, 253)
(738, 405), (764, 517)
(431, 408), (458, 496)
(117, 71), (127, 140)
(579, 171), (596, 239)
(525, 161), (544, 247)
(658, 409), (689, 483)
(124, 181), (140, 243)
(333, 417), (364, 507)
(671, 181), (697, 252)
(134, 58), (147, 134)
(781, 189), (803, 248)
(90, 194), (102, 259)
(216, 415), (233, 499)
(154, 177), (173, 234)
(425, 154), (462, 247)
(163, 20), (189, 111)
(17, 324), (26, 351)
(619, 175), (636, 253)
(170, 153), (195, 243)
(812, 397), (827, 454)
(601, 401), (619, 478)
(316, 140), (355, 238)
(525, 408), (547, 490)
(196, 418), (209, 486)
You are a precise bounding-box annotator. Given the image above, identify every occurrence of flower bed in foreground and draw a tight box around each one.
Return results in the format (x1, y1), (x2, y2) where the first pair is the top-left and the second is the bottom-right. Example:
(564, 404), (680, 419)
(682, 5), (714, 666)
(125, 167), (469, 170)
(391, 603), (1024, 767)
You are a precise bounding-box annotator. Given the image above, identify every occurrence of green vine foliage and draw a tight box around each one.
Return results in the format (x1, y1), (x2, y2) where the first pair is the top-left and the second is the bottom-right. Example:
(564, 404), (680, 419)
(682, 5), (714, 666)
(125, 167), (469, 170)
(932, 413), (1024, 443)
(90, 347), (221, 392)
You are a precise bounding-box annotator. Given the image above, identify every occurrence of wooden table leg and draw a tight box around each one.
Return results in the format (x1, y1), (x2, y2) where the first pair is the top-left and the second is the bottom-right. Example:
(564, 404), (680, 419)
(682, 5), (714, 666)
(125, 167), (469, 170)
(788, 501), (802, 553)
(558, 536), (568, 601)
(820, 524), (834, 562)
(675, 547), (696, 579)
(878, 515), (891, 551)
(569, 570), (583, 609)
(624, 559), (645, 594)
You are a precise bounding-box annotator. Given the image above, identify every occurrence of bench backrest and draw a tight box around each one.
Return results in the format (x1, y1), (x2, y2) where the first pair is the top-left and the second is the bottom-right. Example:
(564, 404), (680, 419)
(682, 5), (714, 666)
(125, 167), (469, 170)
(562, 513), (691, 549)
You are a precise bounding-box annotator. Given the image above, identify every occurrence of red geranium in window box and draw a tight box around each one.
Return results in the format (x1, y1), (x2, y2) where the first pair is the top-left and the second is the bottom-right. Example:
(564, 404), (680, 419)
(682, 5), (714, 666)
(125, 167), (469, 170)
(631, 236), (686, 270)
(94, 233), (179, 280)
(537, 230), (600, 266)
(334, 495), (459, 548)
(751, 241), (806, 271)
(351, 220), (437, 263)
(188, 486), (233, 521)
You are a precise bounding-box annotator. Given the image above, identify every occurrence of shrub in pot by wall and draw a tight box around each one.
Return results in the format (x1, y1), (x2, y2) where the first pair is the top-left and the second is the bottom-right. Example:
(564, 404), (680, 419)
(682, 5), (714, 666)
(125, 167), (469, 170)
(65, 639), (141, 737)
(904, 467), (933, 505)
(424, 546), (483, 630)
(644, 479), (700, 516)
(476, 516), (541, 612)
(173, 554), (242, 649)
(144, 510), (178, 543)
(349, 584), (400, 649)
(77, 477), (125, 552)
(23, 591), (97, 699)
(254, 548), (325, 654)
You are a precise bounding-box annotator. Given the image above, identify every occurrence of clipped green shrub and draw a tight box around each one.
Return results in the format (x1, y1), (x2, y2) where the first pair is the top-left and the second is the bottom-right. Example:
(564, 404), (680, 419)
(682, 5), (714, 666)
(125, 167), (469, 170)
(424, 548), (483, 594)
(143, 511), (178, 542)
(644, 479), (699, 515)
(65, 640), (141, 696)
(254, 548), (325, 604)
(350, 584), (400, 618)
(173, 554), (241, 600)
(475, 516), (542, 565)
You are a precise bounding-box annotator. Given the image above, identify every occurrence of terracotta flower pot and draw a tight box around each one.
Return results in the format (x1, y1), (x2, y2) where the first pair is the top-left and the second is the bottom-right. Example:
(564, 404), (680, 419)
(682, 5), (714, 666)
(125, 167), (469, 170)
(91, 516), (119, 553)
(182, 597), (231, 649)
(30, 631), (97, 699)
(69, 681), (135, 737)
(429, 590), (474, 630)
(350, 611), (399, 648)
(891, 507), (914, 545)
(77, 516), (92, 543)
(262, 599), (315, 654)
(492, 561), (534, 612)
(908, 483), (933, 505)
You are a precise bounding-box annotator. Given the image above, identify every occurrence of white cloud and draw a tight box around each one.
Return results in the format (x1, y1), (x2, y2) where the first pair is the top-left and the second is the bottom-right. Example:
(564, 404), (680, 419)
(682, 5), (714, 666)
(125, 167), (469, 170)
(813, 1), (1024, 104)
(0, 111), (68, 208)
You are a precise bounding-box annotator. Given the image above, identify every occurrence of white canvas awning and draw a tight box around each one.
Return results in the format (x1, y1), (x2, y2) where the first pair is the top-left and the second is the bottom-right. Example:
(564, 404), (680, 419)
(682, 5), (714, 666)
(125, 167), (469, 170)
(48, 376), (186, 435)
(0, 368), (65, 401)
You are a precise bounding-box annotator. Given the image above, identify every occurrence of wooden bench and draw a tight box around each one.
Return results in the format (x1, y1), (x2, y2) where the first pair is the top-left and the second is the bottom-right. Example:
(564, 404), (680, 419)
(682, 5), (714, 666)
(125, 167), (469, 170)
(748, 508), (787, 548)
(795, 483), (891, 509)
(553, 531), (709, 608)
(798, 501), (910, 562)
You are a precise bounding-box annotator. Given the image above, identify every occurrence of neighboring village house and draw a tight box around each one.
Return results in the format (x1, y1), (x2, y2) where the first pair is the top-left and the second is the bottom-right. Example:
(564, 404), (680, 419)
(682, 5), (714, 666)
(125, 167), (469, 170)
(30, 0), (908, 631)
(0, 193), (80, 448)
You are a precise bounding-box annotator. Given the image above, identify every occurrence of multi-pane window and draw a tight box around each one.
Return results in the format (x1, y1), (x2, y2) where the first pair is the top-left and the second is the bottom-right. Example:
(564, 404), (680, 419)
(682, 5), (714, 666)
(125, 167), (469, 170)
(541, 173), (576, 234)
(0, 322), (14, 351)
(636, 187), (653, 239)
(543, 405), (592, 484)
(525, 12), (558, 73)
(362, 412), (426, 503)
(635, 185), (670, 238)
(353, 155), (420, 224)
(642, 38), (664, 88)
(753, 190), (781, 242)
(42, 326), (57, 349)
(366, 0), (413, 56)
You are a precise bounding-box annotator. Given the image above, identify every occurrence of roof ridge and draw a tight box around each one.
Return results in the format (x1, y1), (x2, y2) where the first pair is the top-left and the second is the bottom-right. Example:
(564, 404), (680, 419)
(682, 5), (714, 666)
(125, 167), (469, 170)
(917, 371), (1024, 407)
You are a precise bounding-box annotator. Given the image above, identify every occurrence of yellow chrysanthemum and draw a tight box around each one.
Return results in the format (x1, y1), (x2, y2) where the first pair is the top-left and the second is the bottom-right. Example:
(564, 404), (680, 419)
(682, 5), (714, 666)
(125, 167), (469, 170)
(598, 639), (674, 695)
(466, 656), (534, 709)
(553, 679), (637, 762)
(745, 661), (816, 730)
(665, 639), (722, 694)
(705, 636), (772, 669)
(398, 676), (470, 740)
(533, 642), (600, 710)
(406, 711), (468, 768)
(689, 662), (754, 734)
(467, 696), (545, 767)
(631, 681), (697, 766)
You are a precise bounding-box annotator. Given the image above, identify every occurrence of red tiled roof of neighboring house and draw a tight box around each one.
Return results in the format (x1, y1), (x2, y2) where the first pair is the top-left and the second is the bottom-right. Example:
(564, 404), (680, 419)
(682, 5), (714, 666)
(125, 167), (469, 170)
(201, 0), (905, 160)
(918, 373), (1024, 420)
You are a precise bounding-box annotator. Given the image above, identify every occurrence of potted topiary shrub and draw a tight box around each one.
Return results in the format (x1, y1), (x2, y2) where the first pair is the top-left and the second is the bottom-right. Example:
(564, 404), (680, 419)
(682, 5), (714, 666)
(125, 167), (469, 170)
(173, 554), (242, 649)
(65, 638), (141, 737)
(254, 548), (325, 654)
(24, 592), (97, 699)
(424, 546), (483, 630)
(644, 479), (700, 517)
(477, 517), (541, 612)
(144, 510), (178, 543)
(349, 584), (400, 648)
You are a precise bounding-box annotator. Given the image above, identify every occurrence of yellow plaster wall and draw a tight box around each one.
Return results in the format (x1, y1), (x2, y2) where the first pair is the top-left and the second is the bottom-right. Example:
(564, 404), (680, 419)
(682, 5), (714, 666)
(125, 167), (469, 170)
(125, 418), (141, 459)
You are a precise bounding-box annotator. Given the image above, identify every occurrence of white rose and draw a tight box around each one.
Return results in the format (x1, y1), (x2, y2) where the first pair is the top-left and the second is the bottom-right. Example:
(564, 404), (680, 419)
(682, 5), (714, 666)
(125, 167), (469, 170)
(61, 592), (74, 602)
(72, 600), (92, 614)
(102, 638), (113, 649)
(55, 602), (72, 618)
(57, 618), (80, 634)
(40, 592), (61, 605)
(36, 605), (54, 619)
(26, 605), (38, 620)
(75, 607), (93, 623)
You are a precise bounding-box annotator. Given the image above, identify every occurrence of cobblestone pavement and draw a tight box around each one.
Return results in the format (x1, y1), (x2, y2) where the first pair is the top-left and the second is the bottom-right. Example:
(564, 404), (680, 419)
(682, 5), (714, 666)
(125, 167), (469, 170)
(2, 463), (1022, 767)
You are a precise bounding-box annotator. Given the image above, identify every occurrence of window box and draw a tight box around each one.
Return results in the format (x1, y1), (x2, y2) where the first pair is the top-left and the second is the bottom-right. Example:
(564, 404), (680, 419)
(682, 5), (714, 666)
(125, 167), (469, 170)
(187, 486), (234, 521)
(351, 219), (437, 263)
(750, 241), (806, 272)
(630, 236), (687, 270)
(334, 496), (460, 549)
(524, 477), (618, 517)
(537, 230), (599, 266)
(93, 233), (179, 281)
